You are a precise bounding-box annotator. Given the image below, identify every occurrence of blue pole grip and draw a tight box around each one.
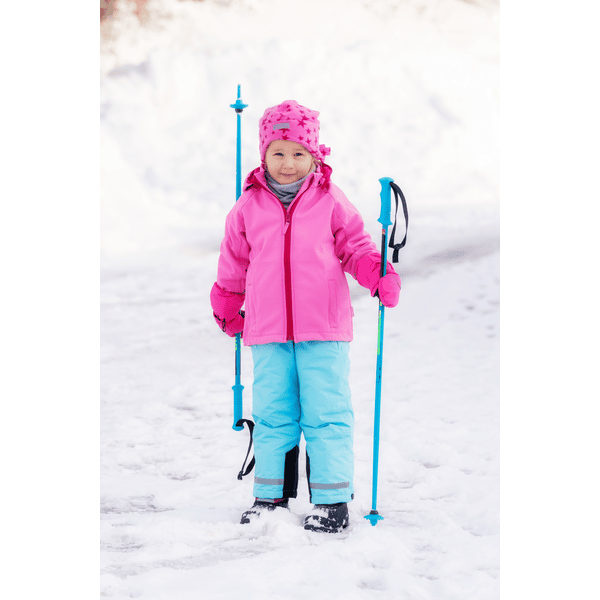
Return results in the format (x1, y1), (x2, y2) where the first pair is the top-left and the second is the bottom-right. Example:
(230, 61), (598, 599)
(377, 177), (393, 278)
(378, 177), (394, 228)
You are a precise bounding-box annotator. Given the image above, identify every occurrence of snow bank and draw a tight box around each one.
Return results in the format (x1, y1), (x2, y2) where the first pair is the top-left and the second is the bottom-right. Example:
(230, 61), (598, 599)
(101, 0), (499, 264)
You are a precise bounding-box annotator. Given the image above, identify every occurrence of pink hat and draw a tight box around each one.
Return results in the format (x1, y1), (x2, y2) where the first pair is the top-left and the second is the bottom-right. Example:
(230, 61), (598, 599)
(259, 100), (331, 163)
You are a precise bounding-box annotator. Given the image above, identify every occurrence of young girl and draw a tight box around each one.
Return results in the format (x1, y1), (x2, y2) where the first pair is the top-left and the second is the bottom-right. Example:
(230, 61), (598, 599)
(211, 100), (400, 533)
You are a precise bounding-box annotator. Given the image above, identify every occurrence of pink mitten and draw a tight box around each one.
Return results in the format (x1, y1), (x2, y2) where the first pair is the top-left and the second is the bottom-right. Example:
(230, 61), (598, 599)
(210, 283), (245, 337)
(356, 255), (401, 308)
(377, 273), (401, 308)
(213, 311), (245, 337)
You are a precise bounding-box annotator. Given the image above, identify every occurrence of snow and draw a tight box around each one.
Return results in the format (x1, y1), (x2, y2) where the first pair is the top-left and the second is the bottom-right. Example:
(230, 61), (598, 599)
(100, 249), (499, 599)
(97, 1), (501, 598)
(5, 0), (599, 597)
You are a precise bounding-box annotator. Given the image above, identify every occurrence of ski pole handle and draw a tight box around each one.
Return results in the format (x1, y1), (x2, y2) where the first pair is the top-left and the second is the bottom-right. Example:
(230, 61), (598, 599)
(378, 177), (394, 277)
(378, 177), (394, 228)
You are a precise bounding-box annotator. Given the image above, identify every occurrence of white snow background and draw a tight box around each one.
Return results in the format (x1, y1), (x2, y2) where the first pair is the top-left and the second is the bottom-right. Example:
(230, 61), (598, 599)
(99, 1), (500, 598)
(3, 0), (600, 599)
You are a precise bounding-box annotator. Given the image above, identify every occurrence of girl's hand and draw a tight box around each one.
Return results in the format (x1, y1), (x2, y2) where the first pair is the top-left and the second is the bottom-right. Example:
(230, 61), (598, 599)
(356, 255), (401, 307)
(213, 311), (245, 337)
(210, 282), (246, 336)
(376, 273), (401, 308)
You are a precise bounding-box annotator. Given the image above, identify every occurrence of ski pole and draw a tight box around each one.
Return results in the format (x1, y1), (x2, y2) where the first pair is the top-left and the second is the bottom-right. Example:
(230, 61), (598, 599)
(364, 176), (394, 526)
(230, 85), (248, 432)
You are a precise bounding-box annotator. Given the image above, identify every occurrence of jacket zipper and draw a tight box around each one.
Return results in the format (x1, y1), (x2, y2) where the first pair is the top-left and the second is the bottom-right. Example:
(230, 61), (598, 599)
(260, 172), (312, 342)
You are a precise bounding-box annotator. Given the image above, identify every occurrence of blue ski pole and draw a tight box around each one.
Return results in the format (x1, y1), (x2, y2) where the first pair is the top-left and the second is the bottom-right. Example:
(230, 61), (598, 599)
(230, 85), (248, 432)
(365, 176), (394, 526)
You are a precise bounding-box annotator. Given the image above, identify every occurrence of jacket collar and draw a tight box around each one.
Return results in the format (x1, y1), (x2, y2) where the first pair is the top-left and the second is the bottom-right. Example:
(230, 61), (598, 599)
(244, 162), (332, 193)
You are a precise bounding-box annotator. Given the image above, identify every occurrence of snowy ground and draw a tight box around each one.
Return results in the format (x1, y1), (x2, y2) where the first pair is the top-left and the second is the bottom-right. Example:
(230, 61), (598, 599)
(98, 1), (500, 598)
(100, 248), (499, 599)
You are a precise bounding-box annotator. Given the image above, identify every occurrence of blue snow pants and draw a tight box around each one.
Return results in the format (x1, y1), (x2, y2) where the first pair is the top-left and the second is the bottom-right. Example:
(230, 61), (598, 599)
(251, 341), (354, 505)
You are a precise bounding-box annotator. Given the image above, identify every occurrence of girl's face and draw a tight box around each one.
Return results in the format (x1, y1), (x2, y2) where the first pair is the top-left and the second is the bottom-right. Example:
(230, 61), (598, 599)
(265, 140), (315, 184)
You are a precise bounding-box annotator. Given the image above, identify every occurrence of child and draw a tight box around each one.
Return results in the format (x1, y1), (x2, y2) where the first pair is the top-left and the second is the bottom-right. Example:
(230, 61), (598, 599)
(211, 100), (400, 533)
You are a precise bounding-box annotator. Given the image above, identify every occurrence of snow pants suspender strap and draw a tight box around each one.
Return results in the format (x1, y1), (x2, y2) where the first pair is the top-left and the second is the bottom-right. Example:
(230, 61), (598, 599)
(236, 418), (256, 480)
(388, 182), (409, 263)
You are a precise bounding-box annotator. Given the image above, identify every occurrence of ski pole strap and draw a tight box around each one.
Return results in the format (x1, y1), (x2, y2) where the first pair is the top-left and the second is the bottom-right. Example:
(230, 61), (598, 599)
(388, 182), (409, 263)
(236, 418), (255, 480)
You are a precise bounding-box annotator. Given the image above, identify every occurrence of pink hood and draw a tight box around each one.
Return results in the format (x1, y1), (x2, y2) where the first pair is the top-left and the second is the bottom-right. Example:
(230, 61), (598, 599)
(216, 165), (381, 345)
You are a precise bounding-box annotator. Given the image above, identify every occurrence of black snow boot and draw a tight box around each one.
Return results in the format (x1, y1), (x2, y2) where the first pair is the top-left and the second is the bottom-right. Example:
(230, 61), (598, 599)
(240, 498), (289, 524)
(303, 502), (349, 533)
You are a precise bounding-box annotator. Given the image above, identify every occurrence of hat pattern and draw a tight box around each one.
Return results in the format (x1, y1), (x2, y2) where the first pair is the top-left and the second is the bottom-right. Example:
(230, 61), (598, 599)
(259, 100), (331, 162)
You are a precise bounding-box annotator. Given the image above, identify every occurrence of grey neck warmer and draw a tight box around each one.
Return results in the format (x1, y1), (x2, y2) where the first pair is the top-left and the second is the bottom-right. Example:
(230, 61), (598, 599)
(265, 168), (314, 208)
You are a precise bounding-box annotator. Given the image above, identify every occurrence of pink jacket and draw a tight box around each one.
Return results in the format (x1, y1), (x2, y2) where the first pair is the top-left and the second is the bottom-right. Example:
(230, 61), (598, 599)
(213, 164), (396, 345)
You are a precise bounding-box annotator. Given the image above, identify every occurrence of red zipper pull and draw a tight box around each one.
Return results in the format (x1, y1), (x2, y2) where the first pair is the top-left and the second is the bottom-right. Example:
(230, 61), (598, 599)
(283, 212), (291, 234)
